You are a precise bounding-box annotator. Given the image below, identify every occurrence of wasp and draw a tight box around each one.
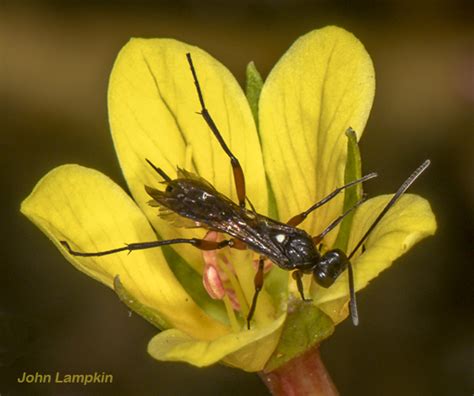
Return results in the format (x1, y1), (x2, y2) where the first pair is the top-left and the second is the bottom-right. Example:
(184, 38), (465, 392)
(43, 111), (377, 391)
(61, 53), (430, 327)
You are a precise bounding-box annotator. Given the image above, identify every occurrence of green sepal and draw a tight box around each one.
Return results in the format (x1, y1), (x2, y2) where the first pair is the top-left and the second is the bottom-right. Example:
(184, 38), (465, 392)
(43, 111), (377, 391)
(245, 61), (279, 220)
(263, 301), (334, 372)
(333, 127), (363, 251)
(245, 61), (264, 127)
(113, 275), (170, 330)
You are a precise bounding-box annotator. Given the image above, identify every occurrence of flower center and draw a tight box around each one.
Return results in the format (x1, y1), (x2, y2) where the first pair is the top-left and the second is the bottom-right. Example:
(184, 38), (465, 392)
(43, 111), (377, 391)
(201, 231), (272, 330)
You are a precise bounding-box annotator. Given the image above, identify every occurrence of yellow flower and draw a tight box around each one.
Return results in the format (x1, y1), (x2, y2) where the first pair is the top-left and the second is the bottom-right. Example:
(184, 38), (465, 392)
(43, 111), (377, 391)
(20, 26), (436, 372)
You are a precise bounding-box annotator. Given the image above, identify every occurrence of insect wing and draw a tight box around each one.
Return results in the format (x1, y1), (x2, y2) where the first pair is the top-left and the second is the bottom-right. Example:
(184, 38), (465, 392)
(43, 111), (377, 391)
(157, 208), (204, 228)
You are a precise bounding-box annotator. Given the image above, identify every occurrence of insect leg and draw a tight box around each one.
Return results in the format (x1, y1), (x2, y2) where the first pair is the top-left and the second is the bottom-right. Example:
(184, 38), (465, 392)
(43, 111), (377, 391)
(60, 237), (234, 257)
(286, 172), (377, 227)
(145, 158), (171, 181)
(246, 256), (265, 329)
(312, 196), (367, 244)
(186, 53), (247, 208)
(292, 270), (312, 301)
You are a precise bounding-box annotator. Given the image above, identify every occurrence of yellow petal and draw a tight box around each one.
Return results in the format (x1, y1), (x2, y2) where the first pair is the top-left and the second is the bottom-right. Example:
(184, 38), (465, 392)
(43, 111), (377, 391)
(314, 194), (437, 303)
(148, 313), (285, 371)
(229, 249), (280, 327)
(259, 26), (375, 244)
(108, 38), (266, 269)
(21, 165), (228, 339)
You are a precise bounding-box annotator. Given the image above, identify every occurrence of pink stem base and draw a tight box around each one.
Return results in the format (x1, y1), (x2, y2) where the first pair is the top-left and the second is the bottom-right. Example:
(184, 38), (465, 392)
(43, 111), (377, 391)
(259, 346), (339, 396)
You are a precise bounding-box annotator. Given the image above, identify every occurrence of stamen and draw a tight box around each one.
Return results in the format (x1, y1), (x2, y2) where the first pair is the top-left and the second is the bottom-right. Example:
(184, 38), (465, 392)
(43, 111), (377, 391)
(222, 295), (240, 332)
(201, 231), (250, 323)
(202, 263), (225, 300)
(224, 288), (240, 310)
(219, 254), (249, 314)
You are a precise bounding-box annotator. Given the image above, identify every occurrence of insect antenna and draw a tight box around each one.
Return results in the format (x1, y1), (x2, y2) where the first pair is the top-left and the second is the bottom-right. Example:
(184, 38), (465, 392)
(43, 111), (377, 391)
(287, 172), (377, 227)
(348, 159), (431, 260)
(346, 159), (431, 326)
(145, 158), (171, 182)
(313, 195), (367, 244)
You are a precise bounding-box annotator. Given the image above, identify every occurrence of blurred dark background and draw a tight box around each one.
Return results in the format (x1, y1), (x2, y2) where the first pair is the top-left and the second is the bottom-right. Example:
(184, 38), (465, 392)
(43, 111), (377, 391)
(2, 1), (473, 395)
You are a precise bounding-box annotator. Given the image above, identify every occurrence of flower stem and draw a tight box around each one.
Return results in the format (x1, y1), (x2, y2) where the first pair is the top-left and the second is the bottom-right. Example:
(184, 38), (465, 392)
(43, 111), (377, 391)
(259, 346), (339, 396)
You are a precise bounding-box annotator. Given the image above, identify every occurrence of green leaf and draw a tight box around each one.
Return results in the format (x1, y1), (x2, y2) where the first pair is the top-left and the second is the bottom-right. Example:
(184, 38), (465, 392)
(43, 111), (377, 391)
(245, 61), (264, 127)
(264, 301), (334, 372)
(333, 127), (363, 251)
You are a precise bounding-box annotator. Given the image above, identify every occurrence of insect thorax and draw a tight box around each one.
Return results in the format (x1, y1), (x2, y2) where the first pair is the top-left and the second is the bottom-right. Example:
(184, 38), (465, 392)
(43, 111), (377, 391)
(259, 223), (321, 271)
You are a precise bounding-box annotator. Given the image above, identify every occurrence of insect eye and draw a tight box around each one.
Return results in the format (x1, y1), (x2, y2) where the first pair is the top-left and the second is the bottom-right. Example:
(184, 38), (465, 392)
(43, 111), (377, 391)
(166, 185), (174, 193)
